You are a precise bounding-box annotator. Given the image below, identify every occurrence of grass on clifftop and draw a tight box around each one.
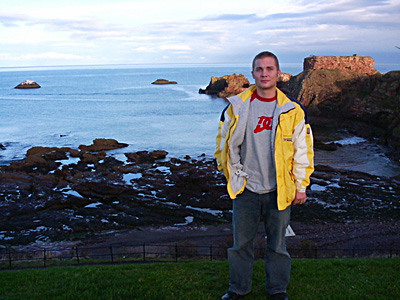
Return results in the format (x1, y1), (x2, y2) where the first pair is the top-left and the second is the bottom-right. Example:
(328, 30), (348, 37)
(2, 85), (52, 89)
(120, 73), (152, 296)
(1, 258), (399, 300)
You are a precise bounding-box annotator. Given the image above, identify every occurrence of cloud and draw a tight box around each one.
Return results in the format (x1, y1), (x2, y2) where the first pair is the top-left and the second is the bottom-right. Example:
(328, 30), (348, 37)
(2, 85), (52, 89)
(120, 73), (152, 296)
(0, 51), (88, 63)
(201, 14), (260, 22)
(159, 44), (192, 51)
(21, 52), (86, 60)
(264, 0), (400, 29)
(0, 0), (399, 67)
(0, 12), (30, 27)
(134, 46), (156, 53)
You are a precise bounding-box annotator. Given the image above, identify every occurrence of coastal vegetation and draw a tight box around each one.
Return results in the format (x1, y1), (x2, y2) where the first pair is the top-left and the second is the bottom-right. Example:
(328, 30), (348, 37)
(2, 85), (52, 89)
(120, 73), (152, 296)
(1, 258), (399, 299)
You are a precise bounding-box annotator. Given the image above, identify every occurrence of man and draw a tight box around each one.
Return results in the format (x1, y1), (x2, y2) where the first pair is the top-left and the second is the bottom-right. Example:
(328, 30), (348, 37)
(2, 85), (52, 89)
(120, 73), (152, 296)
(215, 51), (314, 300)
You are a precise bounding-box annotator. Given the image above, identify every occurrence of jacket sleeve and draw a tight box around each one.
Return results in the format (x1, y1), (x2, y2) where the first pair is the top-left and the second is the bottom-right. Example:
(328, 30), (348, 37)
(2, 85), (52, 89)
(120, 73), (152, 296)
(292, 108), (314, 192)
(214, 104), (231, 178)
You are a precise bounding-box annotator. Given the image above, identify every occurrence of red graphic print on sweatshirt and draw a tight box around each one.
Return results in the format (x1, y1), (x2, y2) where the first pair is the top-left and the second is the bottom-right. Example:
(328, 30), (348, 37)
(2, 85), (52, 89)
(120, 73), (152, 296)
(254, 116), (273, 133)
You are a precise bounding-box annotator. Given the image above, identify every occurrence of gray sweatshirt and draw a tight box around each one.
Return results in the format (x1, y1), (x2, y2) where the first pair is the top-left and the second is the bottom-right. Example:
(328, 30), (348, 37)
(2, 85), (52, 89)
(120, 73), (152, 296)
(241, 92), (277, 194)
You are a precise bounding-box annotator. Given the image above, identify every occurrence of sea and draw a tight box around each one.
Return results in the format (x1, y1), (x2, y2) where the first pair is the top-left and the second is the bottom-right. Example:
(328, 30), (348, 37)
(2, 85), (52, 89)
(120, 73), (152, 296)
(1, 63), (399, 177)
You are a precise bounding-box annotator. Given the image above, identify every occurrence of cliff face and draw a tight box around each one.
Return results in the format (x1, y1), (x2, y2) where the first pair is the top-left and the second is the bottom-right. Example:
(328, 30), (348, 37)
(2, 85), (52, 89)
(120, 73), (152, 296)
(198, 55), (399, 160)
(303, 55), (378, 75)
(287, 68), (400, 158)
(199, 73), (250, 98)
(286, 55), (400, 158)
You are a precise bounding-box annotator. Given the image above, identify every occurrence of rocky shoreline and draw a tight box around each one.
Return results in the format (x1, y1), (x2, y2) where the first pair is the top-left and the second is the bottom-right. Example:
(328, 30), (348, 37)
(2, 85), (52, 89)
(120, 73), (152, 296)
(199, 56), (400, 162)
(1, 55), (399, 252)
(1, 138), (399, 252)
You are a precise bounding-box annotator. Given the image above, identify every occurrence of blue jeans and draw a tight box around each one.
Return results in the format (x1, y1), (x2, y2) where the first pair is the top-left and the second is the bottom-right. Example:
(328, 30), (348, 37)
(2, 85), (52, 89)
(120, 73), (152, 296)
(228, 189), (291, 295)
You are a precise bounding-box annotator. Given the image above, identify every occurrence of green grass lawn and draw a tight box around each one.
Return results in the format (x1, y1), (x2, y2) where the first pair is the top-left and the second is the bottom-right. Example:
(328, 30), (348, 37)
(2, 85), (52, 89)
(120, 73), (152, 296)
(1, 258), (399, 300)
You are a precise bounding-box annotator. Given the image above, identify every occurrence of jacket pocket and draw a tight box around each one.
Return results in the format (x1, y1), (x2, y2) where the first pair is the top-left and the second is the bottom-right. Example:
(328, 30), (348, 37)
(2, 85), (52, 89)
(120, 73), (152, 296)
(228, 169), (248, 198)
(282, 134), (294, 170)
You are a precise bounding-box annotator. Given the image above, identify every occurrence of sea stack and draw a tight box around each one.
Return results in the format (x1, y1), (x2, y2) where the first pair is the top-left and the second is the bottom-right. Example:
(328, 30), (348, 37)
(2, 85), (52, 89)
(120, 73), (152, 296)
(15, 80), (41, 89)
(152, 79), (178, 85)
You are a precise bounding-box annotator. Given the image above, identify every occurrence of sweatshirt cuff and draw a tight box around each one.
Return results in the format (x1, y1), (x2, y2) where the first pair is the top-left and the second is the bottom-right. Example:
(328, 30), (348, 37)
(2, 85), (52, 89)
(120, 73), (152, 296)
(296, 184), (307, 193)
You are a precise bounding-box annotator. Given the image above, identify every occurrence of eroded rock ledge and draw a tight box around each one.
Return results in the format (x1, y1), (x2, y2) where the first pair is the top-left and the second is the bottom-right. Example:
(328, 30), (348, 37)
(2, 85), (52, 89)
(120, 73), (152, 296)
(0, 139), (399, 247)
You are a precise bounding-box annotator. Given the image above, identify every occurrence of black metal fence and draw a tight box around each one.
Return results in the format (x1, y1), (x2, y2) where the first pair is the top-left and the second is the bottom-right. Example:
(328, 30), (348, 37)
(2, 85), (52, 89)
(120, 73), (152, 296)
(1, 243), (399, 269)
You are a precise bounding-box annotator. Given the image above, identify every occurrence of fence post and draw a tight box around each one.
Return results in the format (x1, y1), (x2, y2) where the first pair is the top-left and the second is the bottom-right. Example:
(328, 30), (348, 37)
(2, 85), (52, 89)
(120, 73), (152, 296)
(43, 248), (47, 267)
(8, 249), (12, 268)
(210, 244), (213, 261)
(143, 244), (146, 261)
(75, 247), (80, 264)
(110, 246), (114, 263)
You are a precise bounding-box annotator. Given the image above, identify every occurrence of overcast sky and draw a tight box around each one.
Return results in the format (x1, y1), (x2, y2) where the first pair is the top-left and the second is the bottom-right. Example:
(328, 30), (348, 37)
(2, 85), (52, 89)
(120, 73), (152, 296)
(1, 0), (399, 69)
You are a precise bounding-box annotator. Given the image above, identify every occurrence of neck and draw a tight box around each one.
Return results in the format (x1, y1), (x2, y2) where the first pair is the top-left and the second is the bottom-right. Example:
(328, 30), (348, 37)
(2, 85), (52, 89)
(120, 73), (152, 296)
(256, 87), (277, 98)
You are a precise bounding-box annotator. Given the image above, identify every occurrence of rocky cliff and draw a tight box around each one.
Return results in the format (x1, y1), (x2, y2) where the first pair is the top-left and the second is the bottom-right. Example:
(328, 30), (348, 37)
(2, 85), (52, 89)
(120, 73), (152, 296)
(199, 73), (250, 98)
(286, 68), (400, 160)
(303, 54), (378, 75)
(199, 56), (399, 160)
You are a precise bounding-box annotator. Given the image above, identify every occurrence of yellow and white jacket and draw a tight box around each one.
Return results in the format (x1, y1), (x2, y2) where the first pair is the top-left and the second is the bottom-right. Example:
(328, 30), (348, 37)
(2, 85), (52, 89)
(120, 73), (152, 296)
(215, 85), (314, 211)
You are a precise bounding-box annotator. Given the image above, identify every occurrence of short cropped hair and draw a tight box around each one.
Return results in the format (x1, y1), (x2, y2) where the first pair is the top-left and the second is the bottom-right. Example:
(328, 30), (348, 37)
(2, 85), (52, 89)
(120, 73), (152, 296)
(252, 51), (280, 71)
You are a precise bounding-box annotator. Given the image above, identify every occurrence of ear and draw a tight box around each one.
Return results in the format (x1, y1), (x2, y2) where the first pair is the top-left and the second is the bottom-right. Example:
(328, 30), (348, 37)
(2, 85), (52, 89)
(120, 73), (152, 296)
(251, 70), (255, 79)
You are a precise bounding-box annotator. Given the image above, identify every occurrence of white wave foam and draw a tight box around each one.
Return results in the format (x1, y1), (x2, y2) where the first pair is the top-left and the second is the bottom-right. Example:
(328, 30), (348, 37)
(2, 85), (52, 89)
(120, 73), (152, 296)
(335, 136), (366, 146)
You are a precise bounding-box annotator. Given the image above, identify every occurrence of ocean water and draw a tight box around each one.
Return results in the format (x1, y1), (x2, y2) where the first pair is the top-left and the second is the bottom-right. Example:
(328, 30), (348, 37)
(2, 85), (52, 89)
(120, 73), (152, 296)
(0, 63), (300, 163)
(0, 63), (399, 177)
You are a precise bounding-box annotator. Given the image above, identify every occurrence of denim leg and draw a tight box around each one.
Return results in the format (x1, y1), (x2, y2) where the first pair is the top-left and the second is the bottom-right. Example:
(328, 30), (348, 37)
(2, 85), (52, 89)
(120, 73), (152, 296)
(228, 189), (260, 295)
(261, 191), (291, 295)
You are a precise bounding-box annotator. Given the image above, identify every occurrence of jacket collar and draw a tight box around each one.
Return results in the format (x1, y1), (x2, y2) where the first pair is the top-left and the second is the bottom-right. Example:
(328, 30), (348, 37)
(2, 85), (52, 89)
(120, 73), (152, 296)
(231, 86), (294, 114)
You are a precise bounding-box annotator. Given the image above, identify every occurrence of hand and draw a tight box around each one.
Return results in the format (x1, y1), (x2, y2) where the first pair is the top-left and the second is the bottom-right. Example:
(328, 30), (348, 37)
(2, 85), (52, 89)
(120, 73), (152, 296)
(292, 191), (307, 205)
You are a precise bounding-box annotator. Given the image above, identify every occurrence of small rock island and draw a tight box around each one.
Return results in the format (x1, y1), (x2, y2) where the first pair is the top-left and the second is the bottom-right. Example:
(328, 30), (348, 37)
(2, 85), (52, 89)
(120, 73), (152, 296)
(152, 79), (178, 85)
(15, 80), (41, 89)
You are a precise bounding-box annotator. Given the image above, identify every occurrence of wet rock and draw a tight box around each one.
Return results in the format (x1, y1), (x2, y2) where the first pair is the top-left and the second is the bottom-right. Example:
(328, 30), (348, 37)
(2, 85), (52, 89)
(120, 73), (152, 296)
(0, 143), (228, 245)
(0, 140), (399, 247)
(81, 151), (107, 163)
(148, 150), (168, 160)
(4, 151), (58, 174)
(14, 80), (41, 89)
(314, 139), (339, 151)
(27, 146), (70, 161)
(79, 138), (128, 152)
(75, 181), (135, 201)
(125, 150), (168, 163)
(152, 79), (177, 85)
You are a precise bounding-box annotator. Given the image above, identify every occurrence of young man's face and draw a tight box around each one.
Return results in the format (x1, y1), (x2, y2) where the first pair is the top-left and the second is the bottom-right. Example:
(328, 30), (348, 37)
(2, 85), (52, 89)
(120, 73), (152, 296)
(251, 56), (281, 92)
